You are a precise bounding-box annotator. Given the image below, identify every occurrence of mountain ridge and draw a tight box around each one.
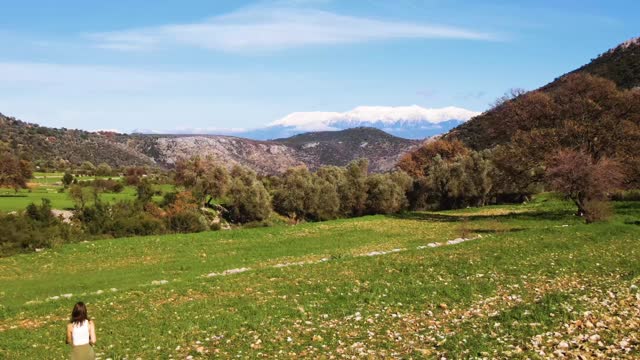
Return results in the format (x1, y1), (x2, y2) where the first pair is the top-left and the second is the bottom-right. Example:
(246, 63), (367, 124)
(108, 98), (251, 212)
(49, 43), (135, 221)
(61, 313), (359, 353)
(1, 114), (419, 173)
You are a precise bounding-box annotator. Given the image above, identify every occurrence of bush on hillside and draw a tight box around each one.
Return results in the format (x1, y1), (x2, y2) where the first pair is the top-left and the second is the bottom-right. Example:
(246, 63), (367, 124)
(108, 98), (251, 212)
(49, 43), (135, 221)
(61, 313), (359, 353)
(0, 200), (74, 256)
(166, 210), (208, 233)
(224, 166), (271, 224)
(583, 200), (614, 223)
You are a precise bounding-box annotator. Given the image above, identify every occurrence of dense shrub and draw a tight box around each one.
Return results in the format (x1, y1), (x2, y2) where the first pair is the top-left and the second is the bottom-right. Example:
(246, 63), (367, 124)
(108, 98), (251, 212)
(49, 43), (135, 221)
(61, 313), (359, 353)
(109, 201), (166, 237)
(365, 171), (412, 214)
(161, 191), (178, 207)
(96, 163), (113, 176)
(224, 166), (271, 223)
(136, 179), (156, 204)
(62, 172), (74, 187)
(0, 200), (73, 256)
(583, 200), (614, 223)
(166, 210), (207, 233)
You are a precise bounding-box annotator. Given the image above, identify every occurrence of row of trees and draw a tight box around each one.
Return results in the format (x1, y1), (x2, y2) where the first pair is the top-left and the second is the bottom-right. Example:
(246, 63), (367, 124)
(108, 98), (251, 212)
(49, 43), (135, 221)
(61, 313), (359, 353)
(174, 157), (414, 224)
(0, 156), (412, 254)
(398, 139), (520, 210)
(270, 161), (412, 221)
(398, 137), (626, 222)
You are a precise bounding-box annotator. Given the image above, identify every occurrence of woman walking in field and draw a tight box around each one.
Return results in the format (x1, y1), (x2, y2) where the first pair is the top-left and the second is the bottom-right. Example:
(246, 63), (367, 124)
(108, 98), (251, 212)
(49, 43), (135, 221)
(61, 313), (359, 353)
(66, 302), (96, 360)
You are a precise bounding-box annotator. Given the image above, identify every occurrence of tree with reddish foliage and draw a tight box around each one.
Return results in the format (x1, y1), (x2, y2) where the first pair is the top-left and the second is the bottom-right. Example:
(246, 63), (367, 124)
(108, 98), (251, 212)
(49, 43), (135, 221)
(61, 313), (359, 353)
(0, 149), (32, 192)
(122, 166), (145, 185)
(546, 149), (625, 222)
(397, 139), (469, 178)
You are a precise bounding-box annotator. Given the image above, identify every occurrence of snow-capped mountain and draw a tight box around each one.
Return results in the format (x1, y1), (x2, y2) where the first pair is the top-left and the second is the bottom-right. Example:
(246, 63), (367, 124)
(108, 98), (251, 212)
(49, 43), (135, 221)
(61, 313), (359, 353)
(264, 105), (479, 139)
(138, 105), (480, 140)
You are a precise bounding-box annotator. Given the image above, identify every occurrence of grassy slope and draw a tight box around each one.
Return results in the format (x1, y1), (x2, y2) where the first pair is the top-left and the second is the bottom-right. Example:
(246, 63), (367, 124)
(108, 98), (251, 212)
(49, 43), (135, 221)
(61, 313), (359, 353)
(0, 195), (638, 358)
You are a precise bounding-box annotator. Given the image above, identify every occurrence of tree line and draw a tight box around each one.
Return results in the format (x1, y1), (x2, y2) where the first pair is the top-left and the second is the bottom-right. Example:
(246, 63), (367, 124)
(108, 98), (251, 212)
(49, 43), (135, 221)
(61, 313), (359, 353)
(0, 156), (415, 256)
(174, 156), (413, 224)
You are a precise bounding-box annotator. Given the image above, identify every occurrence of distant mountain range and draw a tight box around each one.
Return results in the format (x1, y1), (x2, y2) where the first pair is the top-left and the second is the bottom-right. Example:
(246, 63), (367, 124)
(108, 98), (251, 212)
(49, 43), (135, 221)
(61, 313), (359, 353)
(134, 105), (479, 140)
(1, 113), (419, 173)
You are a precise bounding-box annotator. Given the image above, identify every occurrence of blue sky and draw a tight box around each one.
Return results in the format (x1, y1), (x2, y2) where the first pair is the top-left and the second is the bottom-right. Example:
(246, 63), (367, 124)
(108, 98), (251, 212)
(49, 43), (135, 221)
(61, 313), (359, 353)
(0, 0), (638, 133)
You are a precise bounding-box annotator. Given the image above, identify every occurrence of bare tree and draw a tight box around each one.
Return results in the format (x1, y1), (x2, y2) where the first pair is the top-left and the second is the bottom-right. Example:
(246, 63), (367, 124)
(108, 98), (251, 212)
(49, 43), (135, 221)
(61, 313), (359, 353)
(546, 149), (624, 222)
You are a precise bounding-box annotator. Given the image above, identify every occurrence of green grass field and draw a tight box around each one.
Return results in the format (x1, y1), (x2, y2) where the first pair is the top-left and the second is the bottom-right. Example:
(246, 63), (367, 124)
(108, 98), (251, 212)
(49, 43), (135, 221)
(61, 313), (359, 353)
(0, 195), (638, 358)
(0, 173), (171, 212)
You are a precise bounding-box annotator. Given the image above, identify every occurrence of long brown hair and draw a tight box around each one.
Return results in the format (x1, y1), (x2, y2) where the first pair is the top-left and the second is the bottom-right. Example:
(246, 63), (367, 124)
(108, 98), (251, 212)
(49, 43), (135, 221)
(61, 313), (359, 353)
(70, 302), (90, 325)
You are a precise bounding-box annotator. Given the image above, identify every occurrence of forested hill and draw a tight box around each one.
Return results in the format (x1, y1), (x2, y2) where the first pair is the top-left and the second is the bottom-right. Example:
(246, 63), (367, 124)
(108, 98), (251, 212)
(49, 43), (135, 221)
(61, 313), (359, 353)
(0, 113), (419, 173)
(275, 127), (419, 171)
(446, 36), (640, 151)
(0, 114), (155, 168)
(571, 37), (640, 89)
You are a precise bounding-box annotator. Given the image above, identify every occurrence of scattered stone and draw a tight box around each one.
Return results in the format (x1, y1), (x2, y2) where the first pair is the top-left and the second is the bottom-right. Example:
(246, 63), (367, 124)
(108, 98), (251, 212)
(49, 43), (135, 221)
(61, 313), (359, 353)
(205, 267), (250, 277)
(361, 248), (405, 257)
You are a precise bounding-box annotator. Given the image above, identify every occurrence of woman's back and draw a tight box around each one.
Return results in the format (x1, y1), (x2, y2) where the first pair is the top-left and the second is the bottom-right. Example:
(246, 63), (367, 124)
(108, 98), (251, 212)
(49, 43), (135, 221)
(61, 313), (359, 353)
(67, 302), (96, 360)
(71, 320), (91, 346)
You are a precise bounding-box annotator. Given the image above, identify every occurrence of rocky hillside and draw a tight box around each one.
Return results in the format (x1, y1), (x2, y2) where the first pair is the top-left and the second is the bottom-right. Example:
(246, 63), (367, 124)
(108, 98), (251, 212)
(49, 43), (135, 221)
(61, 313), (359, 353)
(1, 114), (419, 173)
(446, 36), (640, 150)
(131, 127), (419, 173)
(130, 134), (304, 174)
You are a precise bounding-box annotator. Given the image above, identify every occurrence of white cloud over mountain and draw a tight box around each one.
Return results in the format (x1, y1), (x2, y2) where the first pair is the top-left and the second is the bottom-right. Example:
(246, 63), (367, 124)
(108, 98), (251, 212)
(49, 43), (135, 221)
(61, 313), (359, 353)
(270, 105), (481, 131)
(132, 105), (480, 140)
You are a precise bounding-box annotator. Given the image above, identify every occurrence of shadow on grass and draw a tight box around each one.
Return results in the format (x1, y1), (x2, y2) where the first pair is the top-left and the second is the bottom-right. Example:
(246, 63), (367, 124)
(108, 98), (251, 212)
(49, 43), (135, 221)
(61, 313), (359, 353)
(614, 201), (640, 221)
(391, 209), (576, 223)
(614, 200), (640, 207)
(473, 228), (526, 234)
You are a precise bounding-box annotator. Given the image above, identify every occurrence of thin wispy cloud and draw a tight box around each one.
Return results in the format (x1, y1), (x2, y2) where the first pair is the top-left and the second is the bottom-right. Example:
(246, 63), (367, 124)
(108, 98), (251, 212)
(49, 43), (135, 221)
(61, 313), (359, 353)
(88, 7), (497, 53)
(0, 62), (224, 93)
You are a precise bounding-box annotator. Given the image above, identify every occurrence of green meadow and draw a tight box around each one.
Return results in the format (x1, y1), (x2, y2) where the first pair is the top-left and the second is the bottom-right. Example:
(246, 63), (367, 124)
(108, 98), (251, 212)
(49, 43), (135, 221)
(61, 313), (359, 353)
(0, 173), (172, 212)
(0, 195), (638, 358)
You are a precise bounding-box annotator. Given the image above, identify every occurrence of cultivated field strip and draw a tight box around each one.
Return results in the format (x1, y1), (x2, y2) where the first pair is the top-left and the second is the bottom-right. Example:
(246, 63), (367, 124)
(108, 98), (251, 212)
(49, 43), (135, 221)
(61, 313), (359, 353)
(20, 236), (483, 306)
